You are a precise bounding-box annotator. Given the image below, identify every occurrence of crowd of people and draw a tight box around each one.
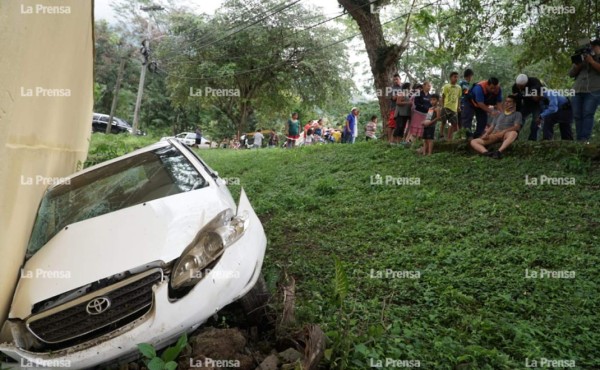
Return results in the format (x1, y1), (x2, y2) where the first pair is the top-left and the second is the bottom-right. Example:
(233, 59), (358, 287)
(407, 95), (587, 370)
(219, 40), (600, 155)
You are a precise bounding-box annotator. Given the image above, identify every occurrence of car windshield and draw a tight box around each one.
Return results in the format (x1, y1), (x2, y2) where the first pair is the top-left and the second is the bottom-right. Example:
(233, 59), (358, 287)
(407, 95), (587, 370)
(26, 145), (207, 258)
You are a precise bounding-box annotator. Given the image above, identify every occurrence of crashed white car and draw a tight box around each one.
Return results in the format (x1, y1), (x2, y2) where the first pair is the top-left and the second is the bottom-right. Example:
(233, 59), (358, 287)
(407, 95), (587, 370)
(0, 139), (267, 369)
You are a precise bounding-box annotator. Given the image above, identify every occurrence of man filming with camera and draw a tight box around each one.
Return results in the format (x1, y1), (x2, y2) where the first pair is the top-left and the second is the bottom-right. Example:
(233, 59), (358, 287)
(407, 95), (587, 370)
(569, 38), (600, 142)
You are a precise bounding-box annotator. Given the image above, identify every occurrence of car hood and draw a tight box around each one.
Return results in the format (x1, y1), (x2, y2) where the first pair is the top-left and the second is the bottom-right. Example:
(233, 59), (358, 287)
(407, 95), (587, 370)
(9, 187), (235, 319)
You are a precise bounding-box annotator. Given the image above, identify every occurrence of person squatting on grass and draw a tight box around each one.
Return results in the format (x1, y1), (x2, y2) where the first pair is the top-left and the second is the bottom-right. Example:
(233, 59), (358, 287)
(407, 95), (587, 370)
(441, 71), (462, 140)
(539, 89), (574, 141)
(470, 95), (522, 159)
(422, 93), (442, 155)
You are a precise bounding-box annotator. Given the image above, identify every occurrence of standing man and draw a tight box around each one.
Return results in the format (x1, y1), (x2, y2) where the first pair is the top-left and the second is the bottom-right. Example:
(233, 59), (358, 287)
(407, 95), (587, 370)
(512, 74), (544, 140)
(393, 82), (412, 143)
(461, 77), (503, 139)
(253, 129), (264, 148)
(459, 68), (474, 133)
(286, 112), (300, 148)
(569, 39), (600, 142)
(344, 107), (359, 144)
(387, 73), (402, 143)
(441, 71), (462, 140)
(539, 90), (573, 141)
(194, 126), (203, 148)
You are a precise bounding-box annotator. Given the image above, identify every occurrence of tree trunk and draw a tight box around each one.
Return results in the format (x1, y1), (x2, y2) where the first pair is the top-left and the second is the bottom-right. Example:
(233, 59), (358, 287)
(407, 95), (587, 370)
(337, 0), (408, 139)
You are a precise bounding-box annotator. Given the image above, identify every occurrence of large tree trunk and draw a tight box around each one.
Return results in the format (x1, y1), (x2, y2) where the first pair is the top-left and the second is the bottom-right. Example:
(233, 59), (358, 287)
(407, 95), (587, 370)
(337, 0), (408, 137)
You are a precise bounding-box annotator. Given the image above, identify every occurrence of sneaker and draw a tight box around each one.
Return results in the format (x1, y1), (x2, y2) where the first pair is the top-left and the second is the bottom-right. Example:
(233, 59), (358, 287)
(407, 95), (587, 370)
(482, 151), (494, 157)
(492, 150), (503, 159)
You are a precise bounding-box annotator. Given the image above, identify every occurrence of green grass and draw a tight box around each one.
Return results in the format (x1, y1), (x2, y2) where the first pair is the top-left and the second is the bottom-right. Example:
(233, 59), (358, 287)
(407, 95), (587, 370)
(195, 143), (599, 370)
(84, 135), (599, 369)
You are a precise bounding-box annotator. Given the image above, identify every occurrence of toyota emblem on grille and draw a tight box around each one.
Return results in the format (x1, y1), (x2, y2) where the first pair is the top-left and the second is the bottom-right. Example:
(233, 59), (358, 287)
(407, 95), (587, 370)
(86, 297), (111, 315)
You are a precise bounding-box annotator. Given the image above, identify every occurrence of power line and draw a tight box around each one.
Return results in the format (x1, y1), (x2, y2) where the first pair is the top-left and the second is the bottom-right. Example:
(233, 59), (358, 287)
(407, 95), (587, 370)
(156, 2), (438, 82)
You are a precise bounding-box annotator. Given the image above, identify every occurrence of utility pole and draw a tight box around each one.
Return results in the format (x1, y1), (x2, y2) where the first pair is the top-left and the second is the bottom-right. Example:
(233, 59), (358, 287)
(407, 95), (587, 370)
(106, 46), (128, 135)
(131, 4), (164, 135)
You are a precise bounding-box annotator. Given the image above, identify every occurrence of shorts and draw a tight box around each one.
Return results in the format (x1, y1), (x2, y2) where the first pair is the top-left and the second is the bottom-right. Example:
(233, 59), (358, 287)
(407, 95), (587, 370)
(287, 134), (299, 140)
(422, 125), (435, 140)
(480, 132), (506, 145)
(388, 110), (396, 129)
(195, 138), (201, 144)
(393, 115), (409, 137)
(442, 108), (458, 125)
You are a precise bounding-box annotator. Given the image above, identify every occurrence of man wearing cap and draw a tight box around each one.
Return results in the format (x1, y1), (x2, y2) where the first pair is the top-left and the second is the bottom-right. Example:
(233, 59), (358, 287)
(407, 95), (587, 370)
(569, 39), (600, 142)
(512, 74), (544, 140)
(344, 107), (359, 144)
(538, 89), (573, 141)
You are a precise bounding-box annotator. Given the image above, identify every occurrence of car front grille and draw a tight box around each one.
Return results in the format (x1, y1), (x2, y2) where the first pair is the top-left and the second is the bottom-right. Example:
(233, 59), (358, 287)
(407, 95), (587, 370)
(26, 268), (163, 347)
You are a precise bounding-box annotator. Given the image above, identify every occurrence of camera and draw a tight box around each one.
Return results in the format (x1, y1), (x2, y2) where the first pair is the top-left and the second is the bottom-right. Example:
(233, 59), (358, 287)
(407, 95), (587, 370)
(571, 26), (600, 64)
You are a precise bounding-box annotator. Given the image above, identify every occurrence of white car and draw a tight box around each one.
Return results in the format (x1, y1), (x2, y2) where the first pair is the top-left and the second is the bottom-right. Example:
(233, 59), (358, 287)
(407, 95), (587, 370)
(0, 139), (267, 369)
(160, 132), (215, 149)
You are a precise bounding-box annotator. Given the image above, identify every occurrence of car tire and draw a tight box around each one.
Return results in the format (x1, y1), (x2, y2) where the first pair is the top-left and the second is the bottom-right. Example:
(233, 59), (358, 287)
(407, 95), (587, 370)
(239, 273), (270, 325)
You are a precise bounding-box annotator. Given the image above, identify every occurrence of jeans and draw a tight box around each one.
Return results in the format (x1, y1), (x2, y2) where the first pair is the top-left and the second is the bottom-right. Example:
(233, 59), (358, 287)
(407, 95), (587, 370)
(572, 91), (600, 141)
(520, 103), (542, 141)
(543, 107), (573, 140)
(461, 102), (488, 138)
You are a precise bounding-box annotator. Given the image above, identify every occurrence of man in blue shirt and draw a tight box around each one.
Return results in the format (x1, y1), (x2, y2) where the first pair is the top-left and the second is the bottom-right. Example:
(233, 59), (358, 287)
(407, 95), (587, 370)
(461, 77), (503, 139)
(344, 107), (359, 144)
(538, 90), (573, 140)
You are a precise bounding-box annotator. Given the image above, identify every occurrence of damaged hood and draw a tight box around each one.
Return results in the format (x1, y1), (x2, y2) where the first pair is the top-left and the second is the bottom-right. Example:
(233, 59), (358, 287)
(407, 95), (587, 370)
(9, 187), (234, 319)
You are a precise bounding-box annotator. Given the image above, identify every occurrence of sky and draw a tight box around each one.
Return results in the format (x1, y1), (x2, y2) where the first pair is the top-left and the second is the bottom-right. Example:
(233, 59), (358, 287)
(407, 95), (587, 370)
(94, 0), (373, 99)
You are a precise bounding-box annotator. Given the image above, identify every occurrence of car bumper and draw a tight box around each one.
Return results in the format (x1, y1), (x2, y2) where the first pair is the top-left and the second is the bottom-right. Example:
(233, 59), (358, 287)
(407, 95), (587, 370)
(0, 190), (266, 369)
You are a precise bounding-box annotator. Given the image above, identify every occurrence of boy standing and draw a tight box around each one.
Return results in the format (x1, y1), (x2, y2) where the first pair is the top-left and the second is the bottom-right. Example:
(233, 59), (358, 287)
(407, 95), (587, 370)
(441, 71), (462, 140)
(286, 112), (300, 148)
(422, 94), (442, 155)
(366, 115), (378, 140)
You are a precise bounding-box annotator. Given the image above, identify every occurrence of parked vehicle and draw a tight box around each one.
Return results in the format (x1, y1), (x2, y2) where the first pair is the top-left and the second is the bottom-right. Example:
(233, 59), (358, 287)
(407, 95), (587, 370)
(92, 113), (144, 135)
(160, 132), (215, 149)
(0, 139), (267, 369)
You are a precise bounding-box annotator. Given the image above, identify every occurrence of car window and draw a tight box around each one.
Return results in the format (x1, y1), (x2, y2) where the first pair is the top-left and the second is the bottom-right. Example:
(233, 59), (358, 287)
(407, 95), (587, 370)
(186, 134), (195, 140)
(26, 145), (208, 258)
(176, 133), (186, 138)
(99, 116), (109, 123)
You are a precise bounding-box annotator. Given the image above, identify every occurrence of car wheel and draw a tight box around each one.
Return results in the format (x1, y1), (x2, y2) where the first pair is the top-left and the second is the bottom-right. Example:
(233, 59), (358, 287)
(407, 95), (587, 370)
(239, 273), (270, 325)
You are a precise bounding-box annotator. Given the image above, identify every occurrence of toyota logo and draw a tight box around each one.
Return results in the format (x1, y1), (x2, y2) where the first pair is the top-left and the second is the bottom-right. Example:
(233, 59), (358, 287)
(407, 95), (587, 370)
(86, 297), (111, 315)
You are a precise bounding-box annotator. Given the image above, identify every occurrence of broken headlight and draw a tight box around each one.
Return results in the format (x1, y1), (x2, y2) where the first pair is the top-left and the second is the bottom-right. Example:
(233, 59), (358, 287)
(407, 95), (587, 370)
(170, 208), (249, 290)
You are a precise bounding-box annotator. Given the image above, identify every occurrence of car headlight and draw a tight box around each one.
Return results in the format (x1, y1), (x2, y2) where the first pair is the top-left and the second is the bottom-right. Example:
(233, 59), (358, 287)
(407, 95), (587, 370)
(170, 208), (249, 290)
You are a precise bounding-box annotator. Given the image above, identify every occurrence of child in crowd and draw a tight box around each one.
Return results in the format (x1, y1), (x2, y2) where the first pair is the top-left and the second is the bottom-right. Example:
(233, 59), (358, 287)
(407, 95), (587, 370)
(305, 128), (314, 145)
(365, 115), (378, 140)
(422, 94), (442, 155)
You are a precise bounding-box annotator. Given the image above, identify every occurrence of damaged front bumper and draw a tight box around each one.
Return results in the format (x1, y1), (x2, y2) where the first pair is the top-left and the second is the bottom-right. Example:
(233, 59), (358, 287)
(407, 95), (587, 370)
(0, 190), (266, 369)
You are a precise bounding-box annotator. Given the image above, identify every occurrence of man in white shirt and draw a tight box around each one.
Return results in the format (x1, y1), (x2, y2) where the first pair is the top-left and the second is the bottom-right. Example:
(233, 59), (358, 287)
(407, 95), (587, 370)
(253, 129), (264, 149)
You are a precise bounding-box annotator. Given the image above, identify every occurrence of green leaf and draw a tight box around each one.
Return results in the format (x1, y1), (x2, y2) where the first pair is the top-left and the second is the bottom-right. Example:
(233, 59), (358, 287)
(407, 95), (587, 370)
(161, 346), (182, 363)
(333, 256), (349, 305)
(137, 343), (157, 359)
(165, 361), (178, 370)
(175, 333), (188, 350)
(147, 357), (166, 370)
